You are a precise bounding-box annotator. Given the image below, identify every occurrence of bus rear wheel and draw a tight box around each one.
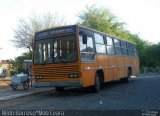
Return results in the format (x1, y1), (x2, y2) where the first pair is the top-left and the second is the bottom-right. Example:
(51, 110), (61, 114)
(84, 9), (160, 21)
(55, 87), (64, 92)
(121, 69), (132, 83)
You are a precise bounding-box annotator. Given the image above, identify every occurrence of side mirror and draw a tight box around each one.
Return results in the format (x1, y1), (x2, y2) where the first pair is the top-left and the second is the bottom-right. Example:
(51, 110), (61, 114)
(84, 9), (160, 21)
(82, 35), (87, 44)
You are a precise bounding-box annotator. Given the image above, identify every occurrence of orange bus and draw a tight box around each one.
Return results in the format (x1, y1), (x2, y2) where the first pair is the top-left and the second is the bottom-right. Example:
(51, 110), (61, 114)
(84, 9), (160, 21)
(32, 25), (139, 92)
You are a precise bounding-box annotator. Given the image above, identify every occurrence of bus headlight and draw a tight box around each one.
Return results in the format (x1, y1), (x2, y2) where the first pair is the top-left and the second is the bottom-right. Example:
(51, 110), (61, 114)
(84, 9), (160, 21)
(69, 73), (78, 78)
(35, 75), (43, 79)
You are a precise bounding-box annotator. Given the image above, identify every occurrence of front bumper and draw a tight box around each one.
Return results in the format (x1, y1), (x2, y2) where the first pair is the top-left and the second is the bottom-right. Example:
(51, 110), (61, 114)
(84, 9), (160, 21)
(32, 81), (82, 87)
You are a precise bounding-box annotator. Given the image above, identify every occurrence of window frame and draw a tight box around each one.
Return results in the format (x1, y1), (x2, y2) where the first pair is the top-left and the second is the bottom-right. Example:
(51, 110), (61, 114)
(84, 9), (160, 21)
(114, 38), (123, 56)
(94, 33), (106, 54)
(106, 36), (116, 55)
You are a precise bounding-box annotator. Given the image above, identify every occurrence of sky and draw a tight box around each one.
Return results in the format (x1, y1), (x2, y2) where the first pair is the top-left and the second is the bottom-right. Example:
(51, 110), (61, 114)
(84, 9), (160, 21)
(0, 0), (160, 60)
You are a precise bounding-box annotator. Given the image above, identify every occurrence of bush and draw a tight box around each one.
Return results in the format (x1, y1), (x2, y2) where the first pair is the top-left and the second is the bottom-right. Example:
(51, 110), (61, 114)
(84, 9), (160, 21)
(155, 67), (160, 72)
(140, 67), (147, 74)
(147, 67), (154, 73)
(10, 71), (17, 76)
(140, 66), (160, 74)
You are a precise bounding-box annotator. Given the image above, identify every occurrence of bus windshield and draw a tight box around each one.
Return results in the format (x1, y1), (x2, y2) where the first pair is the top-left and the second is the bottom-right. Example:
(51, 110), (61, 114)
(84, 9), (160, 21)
(34, 35), (77, 64)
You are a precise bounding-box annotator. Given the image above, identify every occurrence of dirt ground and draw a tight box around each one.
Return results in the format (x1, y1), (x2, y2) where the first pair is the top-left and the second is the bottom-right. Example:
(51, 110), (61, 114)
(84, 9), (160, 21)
(0, 79), (11, 89)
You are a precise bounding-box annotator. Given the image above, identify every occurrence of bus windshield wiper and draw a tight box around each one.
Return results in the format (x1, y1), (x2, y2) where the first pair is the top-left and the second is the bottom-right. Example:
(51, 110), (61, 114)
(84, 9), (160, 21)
(59, 58), (67, 64)
(42, 57), (50, 65)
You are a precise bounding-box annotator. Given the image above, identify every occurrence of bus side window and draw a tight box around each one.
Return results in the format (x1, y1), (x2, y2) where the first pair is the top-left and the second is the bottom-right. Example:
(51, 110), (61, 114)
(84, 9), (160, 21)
(126, 42), (131, 56)
(132, 44), (137, 56)
(95, 33), (106, 54)
(106, 36), (115, 55)
(79, 35), (94, 52)
(121, 41), (127, 56)
(130, 43), (134, 56)
(79, 35), (95, 61)
(114, 38), (122, 55)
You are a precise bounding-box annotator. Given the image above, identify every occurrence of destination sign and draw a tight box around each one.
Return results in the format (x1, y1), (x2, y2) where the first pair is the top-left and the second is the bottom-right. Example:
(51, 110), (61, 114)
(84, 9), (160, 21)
(35, 26), (76, 38)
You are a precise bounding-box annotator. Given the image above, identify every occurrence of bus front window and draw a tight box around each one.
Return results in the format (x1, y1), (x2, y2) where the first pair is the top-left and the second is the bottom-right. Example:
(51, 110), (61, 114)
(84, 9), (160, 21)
(34, 35), (77, 64)
(34, 39), (53, 64)
(53, 35), (77, 63)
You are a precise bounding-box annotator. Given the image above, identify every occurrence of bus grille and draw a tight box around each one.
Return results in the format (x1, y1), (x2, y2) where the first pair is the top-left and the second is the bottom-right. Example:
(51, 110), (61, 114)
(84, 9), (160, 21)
(32, 62), (80, 79)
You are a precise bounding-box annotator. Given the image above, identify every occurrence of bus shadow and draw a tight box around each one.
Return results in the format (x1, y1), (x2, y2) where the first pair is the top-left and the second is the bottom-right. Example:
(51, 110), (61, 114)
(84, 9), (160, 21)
(43, 87), (91, 97)
(101, 78), (136, 90)
(43, 79), (136, 97)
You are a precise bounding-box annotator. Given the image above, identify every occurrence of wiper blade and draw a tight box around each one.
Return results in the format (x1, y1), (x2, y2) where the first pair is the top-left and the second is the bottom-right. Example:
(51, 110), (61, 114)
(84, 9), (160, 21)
(42, 57), (50, 65)
(60, 58), (67, 64)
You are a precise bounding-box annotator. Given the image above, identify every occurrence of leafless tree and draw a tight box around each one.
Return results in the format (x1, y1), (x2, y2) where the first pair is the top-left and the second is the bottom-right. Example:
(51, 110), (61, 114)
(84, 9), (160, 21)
(12, 12), (66, 52)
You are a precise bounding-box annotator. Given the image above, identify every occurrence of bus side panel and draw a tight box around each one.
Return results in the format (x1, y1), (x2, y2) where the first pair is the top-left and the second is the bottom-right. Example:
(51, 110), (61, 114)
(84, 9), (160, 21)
(129, 56), (133, 68)
(96, 54), (109, 82)
(136, 57), (140, 74)
(104, 56), (109, 82)
(124, 56), (129, 77)
(81, 63), (96, 87)
(133, 57), (139, 75)
(116, 56), (125, 79)
(107, 56), (117, 81)
(113, 56), (118, 80)
(132, 57), (136, 75)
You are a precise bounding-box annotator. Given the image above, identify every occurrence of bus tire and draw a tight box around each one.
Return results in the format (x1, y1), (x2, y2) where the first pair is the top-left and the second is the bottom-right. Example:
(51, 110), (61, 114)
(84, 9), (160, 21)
(55, 87), (64, 92)
(93, 73), (101, 92)
(122, 69), (132, 83)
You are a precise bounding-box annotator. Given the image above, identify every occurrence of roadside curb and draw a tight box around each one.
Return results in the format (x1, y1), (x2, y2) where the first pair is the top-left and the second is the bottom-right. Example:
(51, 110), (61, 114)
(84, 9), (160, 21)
(137, 73), (160, 77)
(0, 88), (52, 101)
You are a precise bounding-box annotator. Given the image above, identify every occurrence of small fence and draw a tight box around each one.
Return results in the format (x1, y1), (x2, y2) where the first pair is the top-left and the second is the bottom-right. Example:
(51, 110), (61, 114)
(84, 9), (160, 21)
(140, 67), (160, 74)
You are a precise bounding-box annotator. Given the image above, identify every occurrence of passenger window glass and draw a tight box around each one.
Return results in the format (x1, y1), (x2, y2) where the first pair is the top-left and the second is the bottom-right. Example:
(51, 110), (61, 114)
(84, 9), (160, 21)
(106, 36), (115, 55)
(95, 33), (104, 44)
(107, 46), (115, 55)
(87, 37), (94, 52)
(95, 33), (106, 53)
(126, 43), (131, 56)
(114, 39), (121, 47)
(106, 37), (113, 45)
(96, 44), (106, 53)
(114, 39), (122, 55)
(79, 35), (95, 62)
(121, 41), (128, 55)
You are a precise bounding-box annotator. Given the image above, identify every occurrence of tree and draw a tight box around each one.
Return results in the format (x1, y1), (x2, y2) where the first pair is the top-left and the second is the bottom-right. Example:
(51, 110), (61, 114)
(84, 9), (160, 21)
(78, 5), (151, 67)
(10, 52), (32, 73)
(12, 12), (66, 52)
(143, 42), (160, 67)
(78, 5), (126, 38)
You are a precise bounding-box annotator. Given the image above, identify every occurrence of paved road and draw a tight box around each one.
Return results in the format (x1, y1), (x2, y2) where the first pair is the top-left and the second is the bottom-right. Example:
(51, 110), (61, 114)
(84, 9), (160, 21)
(0, 75), (160, 112)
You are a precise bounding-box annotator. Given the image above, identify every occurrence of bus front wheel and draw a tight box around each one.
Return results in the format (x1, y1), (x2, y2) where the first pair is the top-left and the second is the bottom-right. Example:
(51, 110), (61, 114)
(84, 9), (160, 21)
(93, 74), (101, 92)
(55, 87), (64, 92)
